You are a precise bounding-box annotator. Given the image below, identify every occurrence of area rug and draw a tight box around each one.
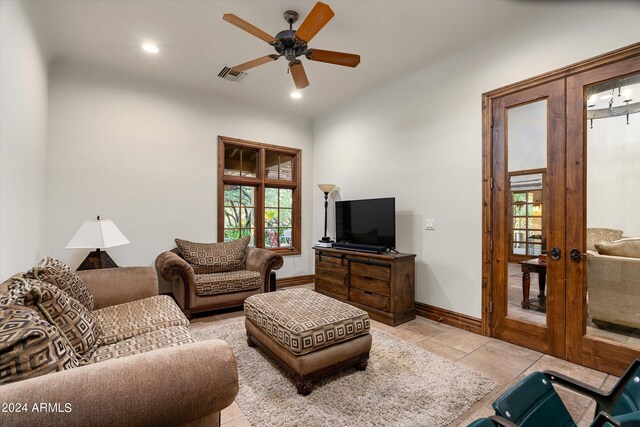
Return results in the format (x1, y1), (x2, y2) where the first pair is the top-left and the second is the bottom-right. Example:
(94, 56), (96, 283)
(192, 321), (496, 427)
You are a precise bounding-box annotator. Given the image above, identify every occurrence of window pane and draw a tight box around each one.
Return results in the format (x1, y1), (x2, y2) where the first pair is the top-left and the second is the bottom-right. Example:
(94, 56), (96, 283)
(265, 229), (278, 248)
(513, 242), (525, 255)
(513, 218), (526, 229)
(224, 207), (240, 228)
(240, 149), (257, 177)
(240, 186), (255, 207)
(224, 147), (241, 176)
(279, 154), (293, 180)
(265, 188), (278, 208)
(224, 229), (240, 241)
(265, 208), (278, 228)
(528, 244), (542, 256)
(280, 228), (292, 247)
(528, 218), (542, 229)
(513, 230), (526, 243)
(279, 188), (292, 208)
(265, 152), (279, 180)
(528, 203), (542, 217)
(528, 231), (542, 243)
(513, 205), (526, 216)
(241, 228), (255, 246)
(224, 185), (241, 205)
(279, 208), (292, 228)
(513, 193), (527, 202)
(240, 208), (255, 228)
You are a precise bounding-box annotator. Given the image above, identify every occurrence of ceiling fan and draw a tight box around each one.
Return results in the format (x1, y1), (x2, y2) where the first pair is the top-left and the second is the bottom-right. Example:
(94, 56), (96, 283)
(223, 1), (360, 90)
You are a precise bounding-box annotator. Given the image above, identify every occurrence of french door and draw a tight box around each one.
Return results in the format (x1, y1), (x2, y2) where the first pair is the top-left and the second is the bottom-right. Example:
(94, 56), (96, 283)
(489, 79), (567, 358)
(485, 44), (640, 375)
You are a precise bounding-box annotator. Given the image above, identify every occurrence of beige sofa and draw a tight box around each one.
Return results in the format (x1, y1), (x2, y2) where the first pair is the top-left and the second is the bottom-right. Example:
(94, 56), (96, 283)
(586, 229), (640, 330)
(0, 267), (239, 427)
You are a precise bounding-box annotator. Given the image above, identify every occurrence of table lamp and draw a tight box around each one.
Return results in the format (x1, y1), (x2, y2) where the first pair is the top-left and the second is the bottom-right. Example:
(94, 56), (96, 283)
(317, 184), (336, 243)
(65, 216), (130, 270)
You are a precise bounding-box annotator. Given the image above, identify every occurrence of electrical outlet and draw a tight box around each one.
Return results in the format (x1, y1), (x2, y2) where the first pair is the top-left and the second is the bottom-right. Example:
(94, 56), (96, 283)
(424, 219), (435, 230)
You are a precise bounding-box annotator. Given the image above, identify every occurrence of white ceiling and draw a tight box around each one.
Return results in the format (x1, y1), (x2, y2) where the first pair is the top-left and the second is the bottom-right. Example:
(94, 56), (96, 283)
(25, 0), (550, 118)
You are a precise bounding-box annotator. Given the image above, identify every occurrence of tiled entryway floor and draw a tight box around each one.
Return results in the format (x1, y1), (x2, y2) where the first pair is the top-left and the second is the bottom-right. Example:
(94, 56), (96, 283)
(190, 285), (618, 427)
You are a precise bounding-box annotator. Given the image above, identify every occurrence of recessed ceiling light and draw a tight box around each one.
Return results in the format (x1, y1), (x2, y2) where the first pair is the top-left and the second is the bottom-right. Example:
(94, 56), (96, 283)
(290, 91), (302, 99)
(142, 43), (159, 54)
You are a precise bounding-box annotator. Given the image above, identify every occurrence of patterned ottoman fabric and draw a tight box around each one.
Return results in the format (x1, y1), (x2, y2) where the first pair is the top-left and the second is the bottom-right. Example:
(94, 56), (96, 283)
(0, 305), (79, 385)
(195, 270), (261, 296)
(245, 289), (370, 356)
(90, 326), (197, 363)
(175, 236), (250, 274)
(95, 295), (189, 345)
(1, 277), (100, 358)
(27, 256), (94, 310)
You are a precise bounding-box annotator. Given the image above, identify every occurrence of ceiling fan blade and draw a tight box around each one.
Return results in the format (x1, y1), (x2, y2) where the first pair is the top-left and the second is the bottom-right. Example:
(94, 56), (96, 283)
(294, 2), (335, 44)
(306, 49), (360, 68)
(223, 14), (278, 44)
(232, 55), (280, 72)
(289, 60), (309, 89)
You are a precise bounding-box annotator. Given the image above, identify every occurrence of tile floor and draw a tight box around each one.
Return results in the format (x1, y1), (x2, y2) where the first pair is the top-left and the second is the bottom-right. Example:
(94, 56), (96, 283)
(190, 285), (620, 427)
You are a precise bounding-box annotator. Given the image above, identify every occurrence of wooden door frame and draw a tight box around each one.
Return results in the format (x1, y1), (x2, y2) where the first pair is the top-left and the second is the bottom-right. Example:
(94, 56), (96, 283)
(481, 42), (640, 337)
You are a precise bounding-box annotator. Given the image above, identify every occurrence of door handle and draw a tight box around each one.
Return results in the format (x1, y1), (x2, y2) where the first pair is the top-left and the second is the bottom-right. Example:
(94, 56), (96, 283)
(570, 249), (582, 263)
(550, 247), (561, 260)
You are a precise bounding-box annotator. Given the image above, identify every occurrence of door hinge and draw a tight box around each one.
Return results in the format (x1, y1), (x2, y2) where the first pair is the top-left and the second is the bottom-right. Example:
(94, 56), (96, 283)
(490, 177), (494, 189)
(490, 240), (493, 252)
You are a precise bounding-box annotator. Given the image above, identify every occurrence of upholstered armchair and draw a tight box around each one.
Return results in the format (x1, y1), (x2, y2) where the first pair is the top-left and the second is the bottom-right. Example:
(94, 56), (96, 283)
(156, 237), (284, 318)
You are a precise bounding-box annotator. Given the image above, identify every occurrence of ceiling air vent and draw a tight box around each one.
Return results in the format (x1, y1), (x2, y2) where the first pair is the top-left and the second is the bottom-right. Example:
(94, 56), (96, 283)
(218, 66), (247, 83)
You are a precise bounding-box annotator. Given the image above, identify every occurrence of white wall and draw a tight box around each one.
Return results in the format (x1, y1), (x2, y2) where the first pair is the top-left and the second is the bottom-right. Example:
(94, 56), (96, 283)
(0, 0), (48, 278)
(587, 114), (640, 236)
(47, 61), (314, 292)
(313, 2), (640, 318)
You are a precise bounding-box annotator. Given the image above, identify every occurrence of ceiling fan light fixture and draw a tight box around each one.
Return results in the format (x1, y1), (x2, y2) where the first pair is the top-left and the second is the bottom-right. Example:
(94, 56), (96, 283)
(290, 91), (302, 99)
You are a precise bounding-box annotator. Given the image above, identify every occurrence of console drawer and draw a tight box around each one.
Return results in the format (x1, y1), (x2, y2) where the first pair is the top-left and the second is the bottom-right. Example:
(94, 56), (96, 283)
(349, 288), (389, 311)
(350, 274), (390, 297)
(350, 261), (390, 281)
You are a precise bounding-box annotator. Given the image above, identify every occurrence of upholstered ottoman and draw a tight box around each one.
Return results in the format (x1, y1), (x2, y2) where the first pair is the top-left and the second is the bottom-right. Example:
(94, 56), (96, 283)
(244, 288), (372, 395)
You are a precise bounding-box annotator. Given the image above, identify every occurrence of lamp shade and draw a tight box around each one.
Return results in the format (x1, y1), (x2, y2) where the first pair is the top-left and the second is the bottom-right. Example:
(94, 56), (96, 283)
(65, 218), (130, 249)
(317, 184), (336, 194)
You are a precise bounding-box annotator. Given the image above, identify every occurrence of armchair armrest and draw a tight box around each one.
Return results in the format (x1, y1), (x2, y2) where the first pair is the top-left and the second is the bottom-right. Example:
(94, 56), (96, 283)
(245, 248), (284, 292)
(76, 267), (158, 310)
(590, 412), (621, 427)
(0, 340), (239, 427)
(156, 251), (196, 313)
(489, 415), (519, 427)
(544, 358), (640, 415)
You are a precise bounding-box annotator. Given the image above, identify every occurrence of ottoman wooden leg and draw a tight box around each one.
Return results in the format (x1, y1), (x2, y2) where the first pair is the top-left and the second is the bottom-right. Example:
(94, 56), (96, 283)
(296, 379), (313, 396)
(247, 331), (256, 348)
(355, 352), (369, 371)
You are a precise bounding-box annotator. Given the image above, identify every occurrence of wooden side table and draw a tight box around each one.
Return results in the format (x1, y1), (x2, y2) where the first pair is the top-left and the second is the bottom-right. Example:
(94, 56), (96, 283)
(519, 258), (547, 310)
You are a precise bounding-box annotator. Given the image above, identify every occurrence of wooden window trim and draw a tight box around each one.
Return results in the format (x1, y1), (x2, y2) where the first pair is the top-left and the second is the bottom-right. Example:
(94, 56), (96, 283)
(218, 136), (301, 256)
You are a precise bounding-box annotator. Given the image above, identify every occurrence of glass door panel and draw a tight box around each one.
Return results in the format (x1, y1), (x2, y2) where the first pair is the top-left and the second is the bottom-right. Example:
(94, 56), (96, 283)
(586, 72), (640, 347)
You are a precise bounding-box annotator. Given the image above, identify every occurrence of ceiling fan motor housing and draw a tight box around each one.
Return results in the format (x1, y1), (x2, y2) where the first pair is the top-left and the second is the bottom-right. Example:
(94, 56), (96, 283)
(275, 29), (307, 61)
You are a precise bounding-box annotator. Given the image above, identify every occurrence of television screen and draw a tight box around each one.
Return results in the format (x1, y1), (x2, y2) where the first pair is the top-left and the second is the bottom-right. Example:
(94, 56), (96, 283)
(335, 198), (395, 249)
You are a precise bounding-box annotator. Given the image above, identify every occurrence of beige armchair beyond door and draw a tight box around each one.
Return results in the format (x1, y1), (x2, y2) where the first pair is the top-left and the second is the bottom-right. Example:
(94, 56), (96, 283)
(156, 236), (283, 318)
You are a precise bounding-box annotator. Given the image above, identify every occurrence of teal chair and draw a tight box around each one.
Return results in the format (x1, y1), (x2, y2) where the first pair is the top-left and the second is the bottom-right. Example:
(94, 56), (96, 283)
(466, 359), (640, 427)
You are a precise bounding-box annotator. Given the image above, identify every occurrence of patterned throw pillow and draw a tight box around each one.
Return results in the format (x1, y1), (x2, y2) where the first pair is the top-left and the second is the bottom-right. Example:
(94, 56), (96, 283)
(0, 305), (79, 385)
(1, 277), (100, 358)
(27, 257), (94, 310)
(175, 236), (250, 274)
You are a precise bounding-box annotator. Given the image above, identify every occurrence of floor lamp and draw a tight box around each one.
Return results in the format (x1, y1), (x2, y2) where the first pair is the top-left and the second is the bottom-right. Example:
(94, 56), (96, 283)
(317, 184), (336, 243)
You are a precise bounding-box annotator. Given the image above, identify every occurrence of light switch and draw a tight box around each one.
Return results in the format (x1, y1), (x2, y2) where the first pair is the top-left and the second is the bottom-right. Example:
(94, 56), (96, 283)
(424, 219), (435, 230)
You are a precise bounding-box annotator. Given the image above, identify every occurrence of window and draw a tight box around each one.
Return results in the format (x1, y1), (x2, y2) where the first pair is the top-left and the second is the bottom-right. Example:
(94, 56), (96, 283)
(218, 136), (301, 255)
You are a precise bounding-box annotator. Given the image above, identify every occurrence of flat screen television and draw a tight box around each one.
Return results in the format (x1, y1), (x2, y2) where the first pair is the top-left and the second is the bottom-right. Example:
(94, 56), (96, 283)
(335, 197), (395, 250)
